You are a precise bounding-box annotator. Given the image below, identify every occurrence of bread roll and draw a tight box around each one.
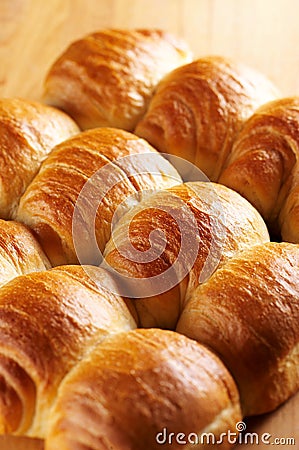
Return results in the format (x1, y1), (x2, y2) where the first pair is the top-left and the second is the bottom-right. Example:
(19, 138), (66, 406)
(103, 181), (270, 329)
(0, 219), (50, 287)
(135, 56), (279, 180)
(219, 97), (299, 241)
(45, 328), (241, 450)
(177, 242), (299, 416)
(15, 127), (182, 266)
(0, 265), (136, 437)
(44, 29), (192, 131)
(0, 98), (79, 218)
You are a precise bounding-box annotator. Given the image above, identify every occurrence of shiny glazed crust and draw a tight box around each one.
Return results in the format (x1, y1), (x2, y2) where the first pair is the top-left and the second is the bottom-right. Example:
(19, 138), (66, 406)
(177, 242), (299, 416)
(0, 219), (50, 287)
(0, 265), (136, 437)
(219, 97), (299, 242)
(44, 29), (192, 131)
(15, 127), (182, 266)
(135, 56), (279, 181)
(0, 98), (79, 218)
(0, 27), (298, 450)
(45, 329), (241, 450)
(103, 181), (270, 329)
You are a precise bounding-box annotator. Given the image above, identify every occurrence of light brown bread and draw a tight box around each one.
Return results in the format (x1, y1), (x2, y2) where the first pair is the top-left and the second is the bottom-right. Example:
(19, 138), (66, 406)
(177, 242), (299, 416)
(0, 29), (297, 450)
(135, 56), (279, 181)
(219, 97), (299, 242)
(0, 98), (79, 218)
(0, 219), (50, 287)
(103, 181), (270, 329)
(0, 265), (136, 437)
(45, 329), (241, 450)
(15, 127), (182, 266)
(44, 29), (192, 131)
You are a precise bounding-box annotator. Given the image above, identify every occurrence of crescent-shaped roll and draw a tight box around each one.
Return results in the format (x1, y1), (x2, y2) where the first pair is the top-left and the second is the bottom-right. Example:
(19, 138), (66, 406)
(177, 242), (299, 416)
(44, 29), (192, 131)
(45, 328), (241, 450)
(103, 181), (270, 329)
(15, 127), (182, 266)
(0, 265), (136, 437)
(219, 97), (299, 242)
(0, 219), (50, 287)
(0, 98), (79, 218)
(135, 56), (279, 181)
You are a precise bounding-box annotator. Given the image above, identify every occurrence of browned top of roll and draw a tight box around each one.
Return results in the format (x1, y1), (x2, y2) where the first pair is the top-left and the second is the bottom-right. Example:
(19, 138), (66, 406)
(0, 219), (50, 287)
(44, 29), (192, 131)
(45, 328), (241, 450)
(0, 97), (79, 218)
(15, 127), (181, 266)
(0, 265), (136, 436)
(103, 181), (269, 328)
(177, 241), (299, 416)
(135, 55), (279, 181)
(219, 96), (299, 241)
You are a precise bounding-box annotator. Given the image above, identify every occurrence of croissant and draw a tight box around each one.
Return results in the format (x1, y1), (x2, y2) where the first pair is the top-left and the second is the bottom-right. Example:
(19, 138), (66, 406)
(44, 29), (192, 131)
(103, 181), (270, 329)
(45, 328), (241, 450)
(218, 97), (299, 242)
(15, 127), (182, 266)
(135, 56), (279, 181)
(1, 27), (298, 450)
(0, 219), (50, 287)
(177, 242), (299, 417)
(0, 98), (79, 219)
(0, 264), (136, 437)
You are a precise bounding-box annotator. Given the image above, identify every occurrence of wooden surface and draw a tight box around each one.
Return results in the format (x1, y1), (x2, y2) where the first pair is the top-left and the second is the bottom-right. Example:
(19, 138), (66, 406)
(1, 0), (299, 101)
(0, 0), (298, 448)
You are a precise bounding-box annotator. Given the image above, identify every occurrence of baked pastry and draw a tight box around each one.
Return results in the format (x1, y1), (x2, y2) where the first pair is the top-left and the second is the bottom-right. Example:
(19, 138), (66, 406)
(177, 242), (299, 416)
(0, 98), (79, 218)
(135, 56), (279, 180)
(0, 219), (50, 287)
(0, 26), (298, 450)
(45, 329), (241, 450)
(103, 181), (270, 329)
(218, 97), (299, 242)
(44, 29), (192, 131)
(15, 127), (182, 266)
(0, 265), (136, 437)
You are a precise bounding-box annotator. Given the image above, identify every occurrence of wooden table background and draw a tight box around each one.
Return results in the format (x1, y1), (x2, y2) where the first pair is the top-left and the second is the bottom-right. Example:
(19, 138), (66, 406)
(0, 0), (298, 449)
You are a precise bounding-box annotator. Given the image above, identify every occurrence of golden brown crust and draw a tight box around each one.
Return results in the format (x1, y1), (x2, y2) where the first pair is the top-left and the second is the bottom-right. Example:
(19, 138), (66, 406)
(0, 436), (43, 450)
(177, 242), (299, 416)
(135, 56), (279, 181)
(0, 219), (50, 287)
(45, 329), (241, 450)
(15, 127), (182, 266)
(44, 29), (192, 131)
(0, 98), (79, 219)
(103, 181), (269, 329)
(219, 97), (299, 241)
(279, 169), (299, 242)
(0, 265), (136, 437)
